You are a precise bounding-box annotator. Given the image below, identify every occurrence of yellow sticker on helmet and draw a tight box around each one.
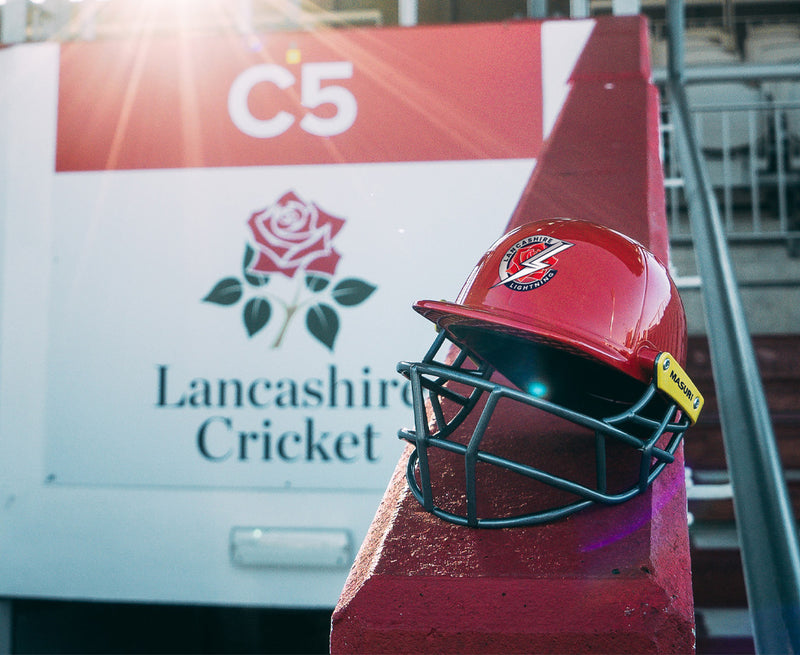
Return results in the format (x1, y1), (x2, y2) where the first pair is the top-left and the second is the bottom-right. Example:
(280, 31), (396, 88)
(655, 352), (704, 424)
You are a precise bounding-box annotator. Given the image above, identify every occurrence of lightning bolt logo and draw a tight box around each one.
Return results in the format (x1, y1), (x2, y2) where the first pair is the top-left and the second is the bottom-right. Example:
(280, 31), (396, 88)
(495, 236), (574, 291)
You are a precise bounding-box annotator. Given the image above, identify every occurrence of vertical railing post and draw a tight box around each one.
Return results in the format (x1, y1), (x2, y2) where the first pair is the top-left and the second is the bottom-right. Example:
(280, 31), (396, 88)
(667, 0), (685, 85)
(398, 0), (418, 26)
(0, 0), (27, 44)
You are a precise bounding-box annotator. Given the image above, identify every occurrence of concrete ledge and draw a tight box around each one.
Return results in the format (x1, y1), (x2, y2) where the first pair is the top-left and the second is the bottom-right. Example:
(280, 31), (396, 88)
(331, 15), (695, 654)
(332, 443), (693, 654)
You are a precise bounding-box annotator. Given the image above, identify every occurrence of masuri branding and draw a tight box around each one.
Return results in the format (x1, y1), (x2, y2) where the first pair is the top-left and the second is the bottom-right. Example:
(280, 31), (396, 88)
(669, 368), (695, 402)
(203, 191), (376, 350)
(655, 353), (704, 424)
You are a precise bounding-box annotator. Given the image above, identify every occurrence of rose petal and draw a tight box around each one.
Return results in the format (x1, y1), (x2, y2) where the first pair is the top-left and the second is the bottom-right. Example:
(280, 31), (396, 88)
(312, 206), (346, 240)
(248, 249), (300, 279)
(305, 248), (342, 276)
(277, 190), (302, 205)
(283, 226), (332, 265)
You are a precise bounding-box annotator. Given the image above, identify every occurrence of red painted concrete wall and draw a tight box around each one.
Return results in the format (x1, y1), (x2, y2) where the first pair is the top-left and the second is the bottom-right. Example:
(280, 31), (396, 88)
(331, 15), (694, 654)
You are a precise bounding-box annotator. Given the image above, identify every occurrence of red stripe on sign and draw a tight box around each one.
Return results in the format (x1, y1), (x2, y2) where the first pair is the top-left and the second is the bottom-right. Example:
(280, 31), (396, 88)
(56, 22), (543, 172)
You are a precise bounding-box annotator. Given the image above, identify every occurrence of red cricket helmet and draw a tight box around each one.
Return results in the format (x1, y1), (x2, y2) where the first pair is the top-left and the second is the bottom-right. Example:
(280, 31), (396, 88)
(398, 218), (703, 527)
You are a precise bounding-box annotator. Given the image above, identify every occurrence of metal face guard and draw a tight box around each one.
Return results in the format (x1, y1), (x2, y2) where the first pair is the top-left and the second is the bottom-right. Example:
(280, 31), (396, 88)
(397, 331), (693, 528)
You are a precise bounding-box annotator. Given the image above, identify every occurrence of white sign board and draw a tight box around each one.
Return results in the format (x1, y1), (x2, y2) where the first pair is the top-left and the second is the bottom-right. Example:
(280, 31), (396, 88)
(0, 20), (594, 606)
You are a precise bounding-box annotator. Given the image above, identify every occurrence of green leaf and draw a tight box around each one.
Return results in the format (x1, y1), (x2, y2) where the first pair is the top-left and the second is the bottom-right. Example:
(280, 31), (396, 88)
(243, 243), (256, 271)
(243, 297), (271, 337)
(332, 278), (377, 307)
(245, 271), (270, 287)
(305, 274), (330, 293)
(203, 277), (243, 306)
(306, 303), (339, 351)
(243, 244), (269, 287)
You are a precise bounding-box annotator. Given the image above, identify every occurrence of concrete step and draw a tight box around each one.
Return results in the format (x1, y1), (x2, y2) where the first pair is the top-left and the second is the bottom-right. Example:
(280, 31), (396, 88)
(682, 335), (799, 654)
(684, 334), (800, 471)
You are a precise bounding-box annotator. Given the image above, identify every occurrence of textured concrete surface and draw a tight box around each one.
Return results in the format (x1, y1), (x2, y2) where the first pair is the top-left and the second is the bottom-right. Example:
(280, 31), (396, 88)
(331, 15), (696, 654)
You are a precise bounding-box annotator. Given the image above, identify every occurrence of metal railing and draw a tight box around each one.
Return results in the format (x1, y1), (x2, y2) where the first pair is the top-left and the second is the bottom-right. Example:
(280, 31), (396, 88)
(666, 3), (800, 653)
(658, 84), (800, 250)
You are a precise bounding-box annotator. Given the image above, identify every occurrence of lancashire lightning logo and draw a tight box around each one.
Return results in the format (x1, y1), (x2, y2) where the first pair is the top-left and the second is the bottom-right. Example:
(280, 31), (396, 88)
(494, 235), (574, 291)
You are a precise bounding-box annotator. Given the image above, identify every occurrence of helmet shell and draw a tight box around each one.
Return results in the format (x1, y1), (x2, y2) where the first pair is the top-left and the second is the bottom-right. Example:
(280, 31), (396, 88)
(414, 218), (687, 385)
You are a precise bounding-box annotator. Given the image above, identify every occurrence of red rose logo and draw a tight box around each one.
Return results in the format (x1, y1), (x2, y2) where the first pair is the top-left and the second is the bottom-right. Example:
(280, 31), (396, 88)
(203, 190), (376, 350)
(247, 191), (345, 279)
(507, 243), (555, 282)
(495, 235), (573, 292)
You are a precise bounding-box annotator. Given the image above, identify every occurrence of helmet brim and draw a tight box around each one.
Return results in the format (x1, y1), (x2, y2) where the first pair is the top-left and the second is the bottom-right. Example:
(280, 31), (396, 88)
(413, 299), (648, 385)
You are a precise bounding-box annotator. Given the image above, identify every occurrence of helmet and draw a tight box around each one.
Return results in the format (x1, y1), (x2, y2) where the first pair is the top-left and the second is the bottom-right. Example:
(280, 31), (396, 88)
(397, 218), (703, 528)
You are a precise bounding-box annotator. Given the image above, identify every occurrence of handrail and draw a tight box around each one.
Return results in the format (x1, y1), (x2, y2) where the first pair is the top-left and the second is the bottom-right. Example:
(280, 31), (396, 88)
(666, 3), (800, 653)
(659, 94), (800, 245)
(653, 62), (800, 85)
